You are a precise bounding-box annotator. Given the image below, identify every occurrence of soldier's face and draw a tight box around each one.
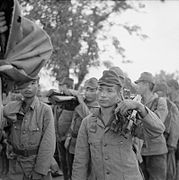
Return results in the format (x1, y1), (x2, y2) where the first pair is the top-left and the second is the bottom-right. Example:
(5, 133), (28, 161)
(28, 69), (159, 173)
(59, 84), (67, 92)
(84, 87), (97, 102)
(136, 81), (148, 95)
(20, 80), (38, 98)
(97, 85), (120, 108)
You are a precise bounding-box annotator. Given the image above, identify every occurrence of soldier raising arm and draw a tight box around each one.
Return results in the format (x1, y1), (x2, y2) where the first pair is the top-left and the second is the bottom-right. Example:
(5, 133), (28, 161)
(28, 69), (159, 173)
(72, 70), (165, 180)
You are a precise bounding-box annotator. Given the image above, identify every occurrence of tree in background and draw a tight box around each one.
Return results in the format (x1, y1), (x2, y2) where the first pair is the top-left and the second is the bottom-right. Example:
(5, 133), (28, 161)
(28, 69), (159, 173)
(155, 70), (179, 82)
(19, 0), (148, 89)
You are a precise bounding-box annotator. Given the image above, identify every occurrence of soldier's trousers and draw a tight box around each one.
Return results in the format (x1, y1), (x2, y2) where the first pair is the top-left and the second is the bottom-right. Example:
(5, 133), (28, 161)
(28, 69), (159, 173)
(1, 158), (52, 180)
(2, 172), (52, 180)
(57, 140), (70, 180)
(67, 152), (74, 179)
(140, 153), (167, 180)
(0, 151), (9, 176)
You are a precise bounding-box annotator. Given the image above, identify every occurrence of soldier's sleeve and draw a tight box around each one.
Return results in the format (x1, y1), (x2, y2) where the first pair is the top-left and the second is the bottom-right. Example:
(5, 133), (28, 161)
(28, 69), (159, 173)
(0, 105), (4, 140)
(135, 107), (165, 139)
(1, 103), (16, 141)
(34, 104), (56, 176)
(66, 112), (75, 137)
(72, 117), (90, 180)
(76, 103), (90, 119)
(0, 105), (4, 128)
(2, 103), (17, 128)
(167, 103), (179, 148)
(154, 97), (168, 123)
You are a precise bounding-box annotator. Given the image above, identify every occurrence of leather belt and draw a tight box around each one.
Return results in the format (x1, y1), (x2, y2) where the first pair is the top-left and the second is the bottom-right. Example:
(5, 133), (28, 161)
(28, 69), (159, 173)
(13, 148), (38, 157)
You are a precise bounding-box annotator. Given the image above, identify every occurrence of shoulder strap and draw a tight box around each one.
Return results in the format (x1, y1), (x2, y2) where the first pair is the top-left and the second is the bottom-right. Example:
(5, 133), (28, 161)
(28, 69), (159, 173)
(149, 97), (159, 112)
(164, 99), (172, 134)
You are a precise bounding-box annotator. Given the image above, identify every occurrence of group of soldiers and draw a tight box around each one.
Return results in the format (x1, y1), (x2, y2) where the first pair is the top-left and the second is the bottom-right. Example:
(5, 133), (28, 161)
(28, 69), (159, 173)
(1, 0), (179, 180)
(1, 67), (179, 180)
(47, 68), (179, 180)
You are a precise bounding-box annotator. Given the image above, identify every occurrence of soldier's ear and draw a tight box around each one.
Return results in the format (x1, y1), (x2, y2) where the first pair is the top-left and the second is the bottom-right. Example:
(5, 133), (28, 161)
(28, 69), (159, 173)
(116, 98), (120, 103)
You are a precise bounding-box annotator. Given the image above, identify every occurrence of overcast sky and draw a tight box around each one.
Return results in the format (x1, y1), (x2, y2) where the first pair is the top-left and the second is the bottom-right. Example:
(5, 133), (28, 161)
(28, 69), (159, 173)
(87, 0), (179, 82)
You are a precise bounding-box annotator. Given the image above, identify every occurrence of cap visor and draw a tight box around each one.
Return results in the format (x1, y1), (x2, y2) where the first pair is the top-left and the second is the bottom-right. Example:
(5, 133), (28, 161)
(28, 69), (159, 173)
(98, 82), (119, 87)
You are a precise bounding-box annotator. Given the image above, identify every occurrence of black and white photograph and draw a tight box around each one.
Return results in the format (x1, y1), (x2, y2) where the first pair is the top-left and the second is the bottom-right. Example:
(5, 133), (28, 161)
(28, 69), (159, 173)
(0, 0), (179, 180)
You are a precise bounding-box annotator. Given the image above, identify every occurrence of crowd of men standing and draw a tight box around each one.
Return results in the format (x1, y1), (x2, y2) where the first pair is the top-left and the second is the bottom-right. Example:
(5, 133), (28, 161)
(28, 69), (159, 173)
(53, 69), (179, 180)
(1, 0), (179, 179)
(1, 66), (179, 180)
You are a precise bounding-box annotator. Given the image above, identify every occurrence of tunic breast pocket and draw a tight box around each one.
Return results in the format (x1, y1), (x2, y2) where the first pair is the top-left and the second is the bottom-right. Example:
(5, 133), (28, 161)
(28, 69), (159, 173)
(28, 128), (42, 147)
(117, 139), (138, 173)
(10, 121), (22, 146)
(88, 139), (101, 160)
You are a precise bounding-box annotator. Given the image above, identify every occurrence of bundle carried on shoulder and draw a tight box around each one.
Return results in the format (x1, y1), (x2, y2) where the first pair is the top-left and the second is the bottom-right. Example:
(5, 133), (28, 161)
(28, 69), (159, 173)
(46, 89), (79, 111)
(0, 0), (53, 93)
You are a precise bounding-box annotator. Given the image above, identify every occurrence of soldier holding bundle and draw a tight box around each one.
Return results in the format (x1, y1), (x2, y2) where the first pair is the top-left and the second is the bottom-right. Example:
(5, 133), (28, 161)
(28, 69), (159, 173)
(0, 0), (54, 179)
(72, 70), (166, 180)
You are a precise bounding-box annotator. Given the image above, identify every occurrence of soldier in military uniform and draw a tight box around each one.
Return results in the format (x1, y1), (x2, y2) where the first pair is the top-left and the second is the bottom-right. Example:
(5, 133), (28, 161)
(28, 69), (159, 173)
(154, 81), (179, 180)
(72, 70), (166, 180)
(166, 79), (179, 180)
(53, 77), (75, 180)
(0, 77), (56, 180)
(135, 72), (168, 180)
(65, 77), (99, 179)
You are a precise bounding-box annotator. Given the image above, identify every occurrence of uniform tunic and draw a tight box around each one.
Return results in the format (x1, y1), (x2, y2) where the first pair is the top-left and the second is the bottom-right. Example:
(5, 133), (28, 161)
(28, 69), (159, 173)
(72, 108), (165, 180)
(141, 94), (168, 156)
(2, 97), (55, 179)
(68, 101), (99, 154)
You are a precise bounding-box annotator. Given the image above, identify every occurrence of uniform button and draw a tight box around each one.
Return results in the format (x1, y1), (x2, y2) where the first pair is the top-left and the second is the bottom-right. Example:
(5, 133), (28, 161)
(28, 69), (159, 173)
(104, 143), (107, 147)
(106, 171), (110, 175)
(120, 141), (123, 144)
(23, 131), (26, 134)
(21, 144), (24, 148)
(105, 156), (109, 160)
(36, 128), (39, 131)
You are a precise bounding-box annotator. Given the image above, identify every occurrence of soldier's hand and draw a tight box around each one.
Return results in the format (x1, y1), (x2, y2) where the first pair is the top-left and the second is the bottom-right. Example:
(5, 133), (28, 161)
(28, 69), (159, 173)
(64, 136), (71, 149)
(68, 89), (78, 96)
(0, 12), (8, 33)
(168, 145), (175, 153)
(76, 93), (85, 104)
(116, 99), (140, 116)
(117, 99), (147, 118)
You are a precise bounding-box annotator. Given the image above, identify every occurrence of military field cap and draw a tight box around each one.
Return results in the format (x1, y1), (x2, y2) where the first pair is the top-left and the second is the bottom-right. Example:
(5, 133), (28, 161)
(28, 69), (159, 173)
(84, 77), (98, 89)
(153, 82), (168, 94)
(135, 72), (155, 84)
(98, 70), (122, 87)
(16, 75), (40, 89)
(109, 66), (125, 80)
(167, 79), (179, 90)
(59, 77), (74, 88)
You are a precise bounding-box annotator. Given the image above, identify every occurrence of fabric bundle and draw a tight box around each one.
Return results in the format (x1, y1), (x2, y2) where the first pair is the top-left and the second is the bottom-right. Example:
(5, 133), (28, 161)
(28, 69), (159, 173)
(0, 0), (53, 93)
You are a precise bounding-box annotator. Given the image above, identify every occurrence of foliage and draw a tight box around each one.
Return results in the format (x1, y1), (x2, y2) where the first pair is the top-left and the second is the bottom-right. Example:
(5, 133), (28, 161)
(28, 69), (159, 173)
(19, 0), (146, 89)
(155, 70), (179, 82)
